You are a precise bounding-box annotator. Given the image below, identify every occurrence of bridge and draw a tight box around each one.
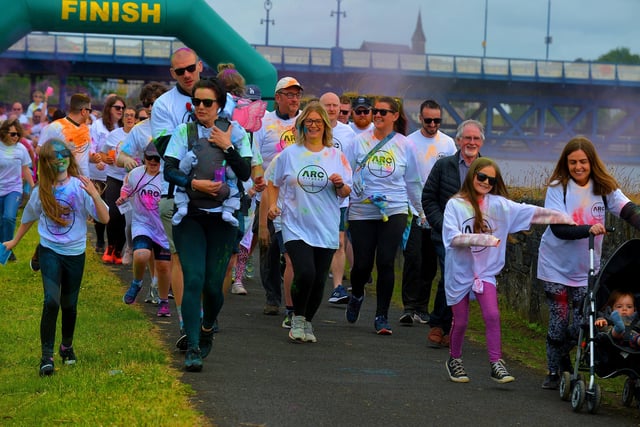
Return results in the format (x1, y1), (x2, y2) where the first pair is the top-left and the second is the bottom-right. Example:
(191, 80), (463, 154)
(3, 32), (640, 164)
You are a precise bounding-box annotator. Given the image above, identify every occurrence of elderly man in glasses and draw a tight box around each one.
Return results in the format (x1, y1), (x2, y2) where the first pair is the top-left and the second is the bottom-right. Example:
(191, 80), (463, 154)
(400, 100), (456, 328)
(422, 119), (485, 348)
(349, 96), (374, 135)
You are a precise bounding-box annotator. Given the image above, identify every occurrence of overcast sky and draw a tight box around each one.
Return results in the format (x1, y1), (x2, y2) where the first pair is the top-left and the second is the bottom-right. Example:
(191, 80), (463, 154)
(207, 0), (640, 62)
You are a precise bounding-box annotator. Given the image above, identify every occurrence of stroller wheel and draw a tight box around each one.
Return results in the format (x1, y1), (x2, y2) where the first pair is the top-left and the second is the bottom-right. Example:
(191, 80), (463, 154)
(559, 372), (572, 401)
(587, 383), (601, 414)
(623, 378), (635, 407)
(571, 380), (586, 412)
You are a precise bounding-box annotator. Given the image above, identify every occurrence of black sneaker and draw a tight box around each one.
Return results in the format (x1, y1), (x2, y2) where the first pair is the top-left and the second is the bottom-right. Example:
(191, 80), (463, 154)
(490, 359), (515, 383)
(446, 357), (469, 383)
(39, 356), (54, 377)
(199, 327), (215, 359)
(59, 345), (77, 365)
(542, 373), (560, 389)
(399, 311), (414, 325)
(176, 329), (188, 352)
(184, 348), (203, 372)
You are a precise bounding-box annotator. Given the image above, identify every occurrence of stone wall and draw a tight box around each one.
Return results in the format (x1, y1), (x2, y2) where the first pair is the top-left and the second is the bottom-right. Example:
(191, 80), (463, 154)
(499, 204), (640, 324)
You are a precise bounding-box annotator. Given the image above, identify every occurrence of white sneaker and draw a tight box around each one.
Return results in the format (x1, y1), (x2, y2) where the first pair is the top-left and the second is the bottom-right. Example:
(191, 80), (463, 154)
(121, 245), (133, 265)
(303, 321), (317, 343)
(144, 283), (159, 304)
(288, 315), (306, 342)
(231, 282), (248, 295)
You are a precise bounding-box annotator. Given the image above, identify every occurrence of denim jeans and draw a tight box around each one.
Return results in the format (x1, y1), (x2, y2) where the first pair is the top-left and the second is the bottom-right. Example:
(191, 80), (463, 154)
(39, 245), (86, 358)
(0, 191), (22, 243)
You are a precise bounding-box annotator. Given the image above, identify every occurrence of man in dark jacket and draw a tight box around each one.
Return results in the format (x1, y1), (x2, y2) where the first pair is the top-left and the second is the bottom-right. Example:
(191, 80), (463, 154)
(422, 119), (485, 347)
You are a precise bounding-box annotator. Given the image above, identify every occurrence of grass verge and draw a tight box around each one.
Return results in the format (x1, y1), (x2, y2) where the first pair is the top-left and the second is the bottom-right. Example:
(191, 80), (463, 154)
(0, 225), (208, 426)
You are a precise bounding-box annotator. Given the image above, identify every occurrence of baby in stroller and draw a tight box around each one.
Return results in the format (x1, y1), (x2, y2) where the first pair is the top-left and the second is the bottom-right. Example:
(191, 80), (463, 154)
(595, 290), (640, 349)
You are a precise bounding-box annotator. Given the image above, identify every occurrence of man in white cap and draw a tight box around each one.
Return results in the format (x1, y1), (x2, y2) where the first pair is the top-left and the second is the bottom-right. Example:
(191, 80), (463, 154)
(253, 76), (303, 316)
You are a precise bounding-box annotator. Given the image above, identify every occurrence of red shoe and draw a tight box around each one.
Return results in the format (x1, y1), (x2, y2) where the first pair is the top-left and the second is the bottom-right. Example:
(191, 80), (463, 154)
(102, 246), (115, 264)
(428, 326), (443, 348)
(112, 250), (122, 265)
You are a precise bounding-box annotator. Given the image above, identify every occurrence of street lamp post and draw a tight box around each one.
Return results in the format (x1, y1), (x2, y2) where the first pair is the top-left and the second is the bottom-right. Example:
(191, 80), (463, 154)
(331, 0), (346, 48)
(261, 0), (275, 46)
(482, 0), (488, 57)
(545, 0), (552, 60)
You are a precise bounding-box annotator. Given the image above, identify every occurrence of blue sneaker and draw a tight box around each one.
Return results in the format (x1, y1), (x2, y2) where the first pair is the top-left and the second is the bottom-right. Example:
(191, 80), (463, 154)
(184, 348), (203, 372)
(123, 281), (142, 304)
(346, 294), (364, 323)
(374, 315), (393, 335)
(328, 284), (349, 304)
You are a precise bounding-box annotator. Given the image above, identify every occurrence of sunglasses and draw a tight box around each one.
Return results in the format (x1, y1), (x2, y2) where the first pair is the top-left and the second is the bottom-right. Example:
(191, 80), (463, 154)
(173, 63), (197, 76)
(145, 155), (161, 162)
(423, 118), (442, 125)
(371, 108), (394, 116)
(353, 109), (370, 115)
(82, 107), (93, 113)
(191, 98), (217, 108)
(8, 131), (19, 137)
(476, 172), (497, 186)
(112, 105), (125, 111)
(339, 109), (350, 115)
(55, 148), (72, 159)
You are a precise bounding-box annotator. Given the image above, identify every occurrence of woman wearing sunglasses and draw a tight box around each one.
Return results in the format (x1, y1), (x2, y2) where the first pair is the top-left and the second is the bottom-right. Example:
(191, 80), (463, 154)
(345, 96), (425, 335)
(163, 77), (253, 372)
(90, 95), (125, 262)
(0, 119), (35, 261)
(441, 157), (574, 385)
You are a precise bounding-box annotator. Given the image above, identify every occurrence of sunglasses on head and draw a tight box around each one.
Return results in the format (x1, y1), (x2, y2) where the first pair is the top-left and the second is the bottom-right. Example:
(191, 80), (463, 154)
(191, 98), (217, 108)
(145, 155), (161, 162)
(112, 105), (125, 111)
(371, 108), (394, 116)
(423, 118), (442, 125)
(8, 131), (19, 137)
(173, 63), (197, 76)
(353, 109), (370, 116)
(476, 172), (497, 186)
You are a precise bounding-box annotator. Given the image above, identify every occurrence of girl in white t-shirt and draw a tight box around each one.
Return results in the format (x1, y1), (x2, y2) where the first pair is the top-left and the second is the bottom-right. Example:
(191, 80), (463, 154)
(537, 136), (640, 390)
(442, 157), (573, 384)
(2, 139), (109, 377)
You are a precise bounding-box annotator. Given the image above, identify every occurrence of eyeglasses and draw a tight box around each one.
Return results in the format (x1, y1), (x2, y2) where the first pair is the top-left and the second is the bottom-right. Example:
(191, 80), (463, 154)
(124, 113), (136, 118)
(173, 63), (197, 76)
(278, 92), (302, 100)
(339, 110), (350, 115)
(112, 105), (125, 111)
(304, 119), (324, 128)
(8, 131), (19, 137)
(353, 109), (370, 115)
(476, 172), (497, 186)
(371, 108), (394, 116)
(145, 155), (161, 162)
(423, 118), (442, 125)
(191, 98), (217, 108)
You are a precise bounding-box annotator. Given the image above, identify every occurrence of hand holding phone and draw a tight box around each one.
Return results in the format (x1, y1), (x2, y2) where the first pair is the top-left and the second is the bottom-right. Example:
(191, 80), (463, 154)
(214, 117), (231, 132)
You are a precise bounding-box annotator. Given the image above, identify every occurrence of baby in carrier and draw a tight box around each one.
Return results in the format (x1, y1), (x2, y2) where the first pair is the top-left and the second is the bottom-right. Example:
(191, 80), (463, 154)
(595, 290), (640, 348)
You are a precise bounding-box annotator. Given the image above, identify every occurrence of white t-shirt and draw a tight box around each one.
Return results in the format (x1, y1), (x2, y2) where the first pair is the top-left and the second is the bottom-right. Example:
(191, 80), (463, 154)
(102, 127), (129, 181)
(264, 154), (283, 233)
(120, 119), (170, 194)
(347, 129), (423, 220)
(442, 194), (537, 305)
(272, 143), (352, 249)
(332, 122), (356, 208)
(21, 177), (104, 256)
(121, 165), (168, 249)
(537, 179), (630, 287)
(349, 122), (374, 135)
(0, 141), (32, 196)
(406, 129), (456, 215)
(151, 86), (193, 139)
(89, 118), (118, 181)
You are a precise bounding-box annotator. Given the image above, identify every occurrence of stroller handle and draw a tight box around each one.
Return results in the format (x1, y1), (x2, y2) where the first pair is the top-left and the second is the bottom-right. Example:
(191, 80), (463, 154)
(588, 226), (616, 251)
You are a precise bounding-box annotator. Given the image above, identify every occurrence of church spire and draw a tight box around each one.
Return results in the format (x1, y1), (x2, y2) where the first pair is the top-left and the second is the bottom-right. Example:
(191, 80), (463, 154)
(412, 9), (426, 54)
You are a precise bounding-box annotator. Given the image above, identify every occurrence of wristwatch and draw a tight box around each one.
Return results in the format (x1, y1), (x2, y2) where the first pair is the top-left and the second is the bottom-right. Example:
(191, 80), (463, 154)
(223, 145), (235, 154)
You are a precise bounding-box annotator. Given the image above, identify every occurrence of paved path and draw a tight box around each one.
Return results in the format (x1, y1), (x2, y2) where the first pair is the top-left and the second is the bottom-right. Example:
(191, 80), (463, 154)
(109, 257), (640, 426)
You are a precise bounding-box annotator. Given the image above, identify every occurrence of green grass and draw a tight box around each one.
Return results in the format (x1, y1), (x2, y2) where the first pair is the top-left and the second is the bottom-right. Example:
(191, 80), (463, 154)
(0, 225), (208, 427)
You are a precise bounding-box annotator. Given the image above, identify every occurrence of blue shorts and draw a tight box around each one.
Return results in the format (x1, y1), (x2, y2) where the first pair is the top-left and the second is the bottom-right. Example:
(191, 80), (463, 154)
(132, 235), (171, 261)
(339, 207), (347, 232)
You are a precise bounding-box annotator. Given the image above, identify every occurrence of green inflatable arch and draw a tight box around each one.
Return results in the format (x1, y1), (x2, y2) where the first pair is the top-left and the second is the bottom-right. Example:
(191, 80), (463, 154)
(1, 0), (277, 96)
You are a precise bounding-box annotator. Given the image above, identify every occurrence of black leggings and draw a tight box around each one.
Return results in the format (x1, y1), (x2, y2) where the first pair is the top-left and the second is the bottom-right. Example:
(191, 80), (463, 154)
(284, 240), (335, 322)
(349, 214), (407, 317)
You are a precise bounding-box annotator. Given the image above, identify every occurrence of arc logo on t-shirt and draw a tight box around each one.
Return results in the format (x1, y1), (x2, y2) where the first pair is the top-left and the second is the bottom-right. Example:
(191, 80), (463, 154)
(277, 128), (296, 152)
(367, 150), (396, 177)
(44, 198), (75, 236)
(591, 201), (606, 220)
(461, 216), (493, 253)
(297, 165), (328, 194)
(333, 137), (343, 151)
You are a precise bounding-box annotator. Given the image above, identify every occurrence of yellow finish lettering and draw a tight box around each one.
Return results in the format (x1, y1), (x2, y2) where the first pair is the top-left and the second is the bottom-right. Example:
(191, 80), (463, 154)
(61, 0), (78, 20)
(111, 1), (119, 22)
(79, 0), (87, 20)
(140, 3), (161, 24)
(121, 2), (139, 23)
(89, 1), (109, 21)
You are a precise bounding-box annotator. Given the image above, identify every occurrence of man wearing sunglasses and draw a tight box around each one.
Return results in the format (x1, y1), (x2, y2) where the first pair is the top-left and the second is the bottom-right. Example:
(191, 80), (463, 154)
(338, 95), (352, 125)
(422, 119), (485, 348)
(400, 100), (456, 327)
(254, 76), (303, 316)
(349, 96), (374, 135)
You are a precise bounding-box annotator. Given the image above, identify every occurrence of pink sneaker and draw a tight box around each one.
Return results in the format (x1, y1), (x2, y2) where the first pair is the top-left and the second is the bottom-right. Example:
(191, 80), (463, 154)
(157, 300), (171, 317)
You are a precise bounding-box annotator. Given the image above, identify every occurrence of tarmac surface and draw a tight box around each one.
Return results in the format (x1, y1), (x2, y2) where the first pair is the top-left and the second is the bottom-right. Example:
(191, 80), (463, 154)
(107, 252), (640, 427)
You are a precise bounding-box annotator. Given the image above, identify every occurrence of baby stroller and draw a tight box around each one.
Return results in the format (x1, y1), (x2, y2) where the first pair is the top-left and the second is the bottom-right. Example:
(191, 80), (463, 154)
(559, 236), (640, 413)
